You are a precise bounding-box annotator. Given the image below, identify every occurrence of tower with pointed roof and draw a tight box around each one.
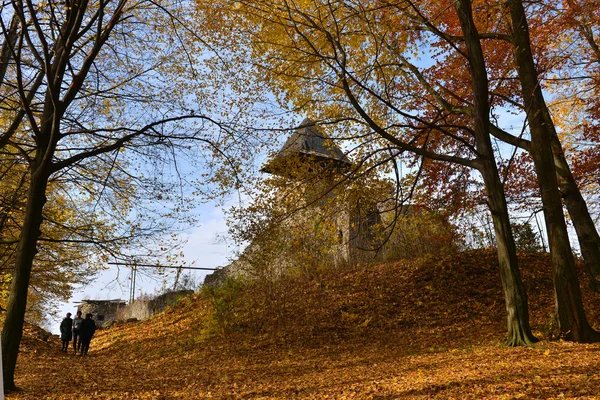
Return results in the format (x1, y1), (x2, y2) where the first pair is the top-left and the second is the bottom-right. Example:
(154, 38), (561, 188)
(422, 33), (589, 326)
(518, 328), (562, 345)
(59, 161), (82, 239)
(262, 118), (351, 178)
(203, 119), (388, 286)
(262, 118), (380, 266)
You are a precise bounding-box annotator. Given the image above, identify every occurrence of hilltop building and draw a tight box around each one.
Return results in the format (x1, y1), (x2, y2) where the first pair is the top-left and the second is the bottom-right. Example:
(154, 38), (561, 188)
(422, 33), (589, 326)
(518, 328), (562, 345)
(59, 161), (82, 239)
(261, 118), (352, 176)
(205, 119), (383, 285)
(263, 118), (381, 263)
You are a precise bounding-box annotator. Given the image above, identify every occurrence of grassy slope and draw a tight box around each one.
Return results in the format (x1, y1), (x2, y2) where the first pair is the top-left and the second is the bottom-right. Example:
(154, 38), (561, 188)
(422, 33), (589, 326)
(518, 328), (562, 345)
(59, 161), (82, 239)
(8, 250), (600, 399)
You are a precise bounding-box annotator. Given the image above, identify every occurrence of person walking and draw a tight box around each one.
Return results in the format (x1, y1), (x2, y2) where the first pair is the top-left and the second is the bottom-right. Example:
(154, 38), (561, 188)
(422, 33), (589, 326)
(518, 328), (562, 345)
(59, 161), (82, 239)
(59, 313), (73, 353)
(79, 313), (97, 356)
(72, 310), (83, 353)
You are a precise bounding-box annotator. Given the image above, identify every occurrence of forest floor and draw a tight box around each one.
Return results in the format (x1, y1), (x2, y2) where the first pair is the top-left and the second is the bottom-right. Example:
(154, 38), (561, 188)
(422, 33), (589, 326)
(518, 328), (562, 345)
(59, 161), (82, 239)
(7, 250), (600, 399)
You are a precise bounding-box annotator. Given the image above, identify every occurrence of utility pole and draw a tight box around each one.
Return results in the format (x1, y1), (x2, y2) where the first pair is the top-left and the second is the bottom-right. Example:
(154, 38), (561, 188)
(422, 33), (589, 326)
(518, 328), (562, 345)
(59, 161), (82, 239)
(129, 265), (137, 304)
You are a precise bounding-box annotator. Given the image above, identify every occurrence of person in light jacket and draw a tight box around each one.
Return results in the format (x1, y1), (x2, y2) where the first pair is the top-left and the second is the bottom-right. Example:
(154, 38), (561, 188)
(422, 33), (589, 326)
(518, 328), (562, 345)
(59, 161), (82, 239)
(72, 310), (83, 353)
(79, 313), (97, 356)
(59, 313), (73, 353)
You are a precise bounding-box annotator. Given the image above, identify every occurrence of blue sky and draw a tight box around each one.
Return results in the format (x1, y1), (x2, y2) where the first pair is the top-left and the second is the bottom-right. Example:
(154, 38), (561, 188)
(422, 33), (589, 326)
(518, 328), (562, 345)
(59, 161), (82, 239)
(51, 201), (235, 334)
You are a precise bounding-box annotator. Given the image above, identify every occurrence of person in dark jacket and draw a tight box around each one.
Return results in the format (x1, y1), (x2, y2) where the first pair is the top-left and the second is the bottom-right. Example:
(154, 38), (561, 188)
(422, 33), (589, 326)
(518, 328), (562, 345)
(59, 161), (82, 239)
(79, 313), (97, 356)
(72, 310), (83, 353)
(59, 313), (73, 352)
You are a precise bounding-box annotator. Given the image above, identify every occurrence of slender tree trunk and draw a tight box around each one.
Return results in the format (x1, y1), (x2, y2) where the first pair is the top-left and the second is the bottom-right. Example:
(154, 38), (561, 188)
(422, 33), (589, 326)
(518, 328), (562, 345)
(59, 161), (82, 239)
(1, 164), (49, 392)
(551, 134), (600, 293)
(455, 0), (536, 345)
(507, 0), (599, 342)
(480, 162), (537, 345)
(1, 0), (126, 390)
(491, 114), (600, 292)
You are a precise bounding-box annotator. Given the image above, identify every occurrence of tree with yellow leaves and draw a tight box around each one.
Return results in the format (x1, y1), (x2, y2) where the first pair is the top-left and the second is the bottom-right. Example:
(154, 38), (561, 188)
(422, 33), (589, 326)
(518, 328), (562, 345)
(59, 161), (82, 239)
(196, 0), (600, 345)
(0, 0), (248, 391)
(196, 0), (541, 346)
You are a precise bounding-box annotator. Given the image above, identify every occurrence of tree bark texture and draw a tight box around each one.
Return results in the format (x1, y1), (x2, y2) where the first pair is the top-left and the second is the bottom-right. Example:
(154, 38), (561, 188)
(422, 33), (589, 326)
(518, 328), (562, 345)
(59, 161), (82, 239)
(1, 165), (49, 391)
(480, 161), (537, 345)
(490, 116), (600, 292)
(507, 0), (599, 342)
(552, 135), (600, 293)
(454, 0), (536, 345)
(1, 0), (130, 390)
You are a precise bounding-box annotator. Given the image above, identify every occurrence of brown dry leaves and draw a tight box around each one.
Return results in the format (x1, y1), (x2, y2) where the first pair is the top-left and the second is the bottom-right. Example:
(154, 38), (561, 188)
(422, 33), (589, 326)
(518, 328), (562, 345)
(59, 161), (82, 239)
(7, 250), (600, 399)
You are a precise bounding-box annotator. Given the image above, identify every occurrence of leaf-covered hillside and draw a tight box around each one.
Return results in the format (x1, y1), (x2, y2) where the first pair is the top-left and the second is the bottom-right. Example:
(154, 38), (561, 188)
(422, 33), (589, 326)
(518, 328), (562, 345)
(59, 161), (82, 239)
(8, 250), (600, 399)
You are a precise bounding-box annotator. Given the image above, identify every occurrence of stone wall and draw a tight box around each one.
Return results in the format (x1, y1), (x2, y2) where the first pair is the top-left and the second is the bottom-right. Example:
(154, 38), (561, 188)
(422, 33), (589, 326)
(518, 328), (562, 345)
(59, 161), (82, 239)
(203, 267), (228, 287)
(116, 290), (193, 321)
(203, 206), (380, 287)
(116, 299), (151, 321)
(78, 300), (127, 328)
(148, 289), (193, 314)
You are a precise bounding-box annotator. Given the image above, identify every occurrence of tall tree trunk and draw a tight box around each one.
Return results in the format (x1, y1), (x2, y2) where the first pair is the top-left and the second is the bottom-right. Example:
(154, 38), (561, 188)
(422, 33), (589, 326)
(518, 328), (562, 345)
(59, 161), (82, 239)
(480, 161), (537, 345)
(507, 0), (599, 342)
(455, 0), (536, 345)
(490, 112), (600, 292)
(491, 106), (600, 293)
(552, 132), (600, 293)
(1, 164), (49, 392)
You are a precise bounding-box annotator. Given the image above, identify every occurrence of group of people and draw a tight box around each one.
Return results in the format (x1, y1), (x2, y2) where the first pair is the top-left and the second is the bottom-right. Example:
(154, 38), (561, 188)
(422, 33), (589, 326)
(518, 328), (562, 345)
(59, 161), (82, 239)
(59, 311), (97, 356)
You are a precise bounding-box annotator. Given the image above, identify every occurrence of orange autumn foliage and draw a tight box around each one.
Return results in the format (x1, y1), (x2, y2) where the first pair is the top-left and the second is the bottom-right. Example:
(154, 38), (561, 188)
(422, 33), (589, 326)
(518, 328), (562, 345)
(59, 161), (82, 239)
(7, 249), (600, 399)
